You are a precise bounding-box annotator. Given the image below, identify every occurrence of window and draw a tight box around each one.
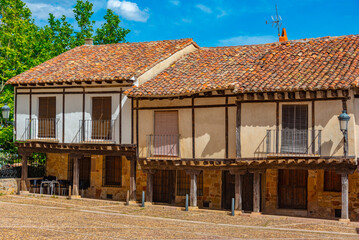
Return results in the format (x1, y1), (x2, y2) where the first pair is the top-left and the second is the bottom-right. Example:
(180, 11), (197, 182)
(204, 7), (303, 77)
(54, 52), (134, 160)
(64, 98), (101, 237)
(38, 97), (56, 138)
(176, 170), (203, 196)
(92, 97), (112, 140)
(103, 156), (122, 186)
(324, 170), (341, 192)
(154, 111), (179, 156)
(281, 105), (308, 153)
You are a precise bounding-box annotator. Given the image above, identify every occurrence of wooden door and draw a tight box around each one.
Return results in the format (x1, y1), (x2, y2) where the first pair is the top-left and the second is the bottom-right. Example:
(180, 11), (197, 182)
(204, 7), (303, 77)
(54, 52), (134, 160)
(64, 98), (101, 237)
(153, 170), (175, 203)
(241, 173), (254, 212)
(92, 97), (112, 139)
(79, 156), (91, 189)
(222, 171), (255, 211)
(222, 171), (235, 210)
(154, 111), (179, 156)
(278, 169), (308, 209)
(38, 97), (56, 138)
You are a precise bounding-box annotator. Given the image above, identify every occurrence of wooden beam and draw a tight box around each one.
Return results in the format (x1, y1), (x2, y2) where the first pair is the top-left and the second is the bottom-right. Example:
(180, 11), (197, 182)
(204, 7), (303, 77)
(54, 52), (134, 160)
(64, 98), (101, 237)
(72, 155), (81, 196)
(62, 89), (65, 143)
(119, 90), (122, 144)
(225, 97), (228, 159)
(276, 102), (279, 154)
(236, 103), (241, 158)
(341, 173), (349, 221)
(20, 154), (29, 191)
(146, 170), (154, 203)
(130, 159), (137, 201)
(252, 172), (261, 214)
(192, 97), (195, 158)
(235, 173), (242, 211)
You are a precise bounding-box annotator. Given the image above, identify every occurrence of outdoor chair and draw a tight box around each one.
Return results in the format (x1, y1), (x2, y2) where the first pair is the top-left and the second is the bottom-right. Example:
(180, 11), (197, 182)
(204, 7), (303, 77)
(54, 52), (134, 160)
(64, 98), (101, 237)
(30, 179), (41, 193)
(59, 180), (70, 196)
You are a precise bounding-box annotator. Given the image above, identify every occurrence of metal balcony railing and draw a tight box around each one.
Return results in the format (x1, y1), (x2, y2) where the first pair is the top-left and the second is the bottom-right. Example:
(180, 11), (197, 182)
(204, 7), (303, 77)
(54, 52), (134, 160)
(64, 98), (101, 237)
(264, 129), (322, 157)
(147, 134), (180, 159)
(24, 118), (60, 141)
(79, 120), (115, 143)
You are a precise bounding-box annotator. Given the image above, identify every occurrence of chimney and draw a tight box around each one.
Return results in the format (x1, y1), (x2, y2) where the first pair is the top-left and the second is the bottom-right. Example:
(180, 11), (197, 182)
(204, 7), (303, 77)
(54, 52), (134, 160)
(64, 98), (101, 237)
(279, 28), (288, 42)
(85, 38), (93, 45)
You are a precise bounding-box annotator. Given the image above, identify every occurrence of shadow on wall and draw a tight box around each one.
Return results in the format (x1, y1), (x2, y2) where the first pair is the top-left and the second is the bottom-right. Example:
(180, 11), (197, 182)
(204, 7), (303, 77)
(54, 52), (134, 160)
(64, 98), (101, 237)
(198, 133), (225, 158)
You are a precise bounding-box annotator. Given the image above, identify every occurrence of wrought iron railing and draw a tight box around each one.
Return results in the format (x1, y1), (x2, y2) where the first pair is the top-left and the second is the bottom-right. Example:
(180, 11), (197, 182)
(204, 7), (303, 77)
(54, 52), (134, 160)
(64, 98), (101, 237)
(24, 118), (60, 141)
(78, 120), (115, 143)
(0, 153), (45, 178)
(147, 134), (180, 158)
(264, 129), (322, 156)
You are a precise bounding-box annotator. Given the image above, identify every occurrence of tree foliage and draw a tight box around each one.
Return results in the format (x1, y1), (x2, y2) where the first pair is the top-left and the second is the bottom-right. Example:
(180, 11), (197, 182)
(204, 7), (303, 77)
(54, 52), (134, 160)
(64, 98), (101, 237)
(0, 0), (130, 154)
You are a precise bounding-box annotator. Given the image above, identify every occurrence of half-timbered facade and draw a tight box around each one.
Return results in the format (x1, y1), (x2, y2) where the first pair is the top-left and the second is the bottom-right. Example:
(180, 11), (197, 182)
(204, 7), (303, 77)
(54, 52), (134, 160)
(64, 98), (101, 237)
(7, 34), (359, 222)
(126, 35), (359, 221)
(7, 38), (198, 201)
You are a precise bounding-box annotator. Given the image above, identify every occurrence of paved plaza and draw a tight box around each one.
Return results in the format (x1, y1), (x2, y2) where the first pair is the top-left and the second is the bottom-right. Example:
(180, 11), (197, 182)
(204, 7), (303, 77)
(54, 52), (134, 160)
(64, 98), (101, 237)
(0, 195), (358, 239)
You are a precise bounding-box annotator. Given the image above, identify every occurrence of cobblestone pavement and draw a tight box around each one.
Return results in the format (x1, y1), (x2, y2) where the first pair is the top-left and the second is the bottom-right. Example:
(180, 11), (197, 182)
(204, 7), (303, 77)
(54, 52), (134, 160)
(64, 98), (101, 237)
(0, 195), (359, 239)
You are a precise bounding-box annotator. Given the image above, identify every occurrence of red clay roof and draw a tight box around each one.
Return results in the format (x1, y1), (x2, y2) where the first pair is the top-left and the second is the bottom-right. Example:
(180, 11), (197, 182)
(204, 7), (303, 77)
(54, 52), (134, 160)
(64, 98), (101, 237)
(6, 38), (195, 85)
(126, 35), (359, 97)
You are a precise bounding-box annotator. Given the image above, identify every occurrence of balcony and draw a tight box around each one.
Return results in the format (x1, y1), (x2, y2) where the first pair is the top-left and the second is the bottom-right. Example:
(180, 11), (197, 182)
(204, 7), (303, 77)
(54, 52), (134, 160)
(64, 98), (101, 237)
(23, 118), (60, 141)
(261, 129), (322, 158)
(147, 134), (180, 159)
(78, 120), (115, 144)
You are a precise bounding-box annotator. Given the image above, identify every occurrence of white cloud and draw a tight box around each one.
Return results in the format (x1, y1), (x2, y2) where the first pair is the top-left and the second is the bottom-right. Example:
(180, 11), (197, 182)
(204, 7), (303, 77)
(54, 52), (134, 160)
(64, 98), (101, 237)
(169, 0), (180, 6)
(25, 2), (73, 20)
(107, 0), (149, 22)
(181, 18), (192, 23)
(218, 35), (278, 46)
(216, 9), (227, 18)
(195, 4), (212, 14)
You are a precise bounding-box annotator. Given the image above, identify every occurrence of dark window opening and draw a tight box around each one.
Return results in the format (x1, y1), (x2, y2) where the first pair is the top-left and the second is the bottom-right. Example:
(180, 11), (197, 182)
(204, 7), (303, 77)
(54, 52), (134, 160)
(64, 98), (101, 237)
(324, 170), (341, 192)
(176, 170), (203, 196)
(92, 97), (112, 140)
(38, 97), (56, 138)
(103, 156), (122, 186)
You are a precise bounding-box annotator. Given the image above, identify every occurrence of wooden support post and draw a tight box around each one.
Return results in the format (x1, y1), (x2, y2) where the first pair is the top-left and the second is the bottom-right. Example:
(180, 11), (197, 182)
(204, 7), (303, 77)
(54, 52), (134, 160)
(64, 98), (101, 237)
(186, 170), (200, 208)
(340, 173), (350, 222)
(190, 173), (197, 207)
(130, 159), (137, 201)
(145, 170), (155, 203)
(20, 153), (29, 192)
(235, 174), (242, 212)
(72, 156), (80, 197)
(252, 172), (261, 216)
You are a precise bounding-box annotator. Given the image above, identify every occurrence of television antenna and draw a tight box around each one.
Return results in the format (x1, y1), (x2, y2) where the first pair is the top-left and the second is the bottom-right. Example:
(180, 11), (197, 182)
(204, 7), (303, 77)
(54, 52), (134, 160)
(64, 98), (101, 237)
(266, 4), (282, 37)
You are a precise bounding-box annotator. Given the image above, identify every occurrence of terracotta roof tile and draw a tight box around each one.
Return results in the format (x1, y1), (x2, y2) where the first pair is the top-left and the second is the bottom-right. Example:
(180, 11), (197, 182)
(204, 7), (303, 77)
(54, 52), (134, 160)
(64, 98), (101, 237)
(126, 35), (359, 97)
(6, 38), (194, 85)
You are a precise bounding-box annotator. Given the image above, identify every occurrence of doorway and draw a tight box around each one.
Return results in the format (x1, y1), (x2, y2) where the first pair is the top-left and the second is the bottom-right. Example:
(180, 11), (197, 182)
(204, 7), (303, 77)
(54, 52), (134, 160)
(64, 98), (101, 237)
(221, 171), (254, 211)
(278, 169), (308, 209)
(153, 170), (176, 203)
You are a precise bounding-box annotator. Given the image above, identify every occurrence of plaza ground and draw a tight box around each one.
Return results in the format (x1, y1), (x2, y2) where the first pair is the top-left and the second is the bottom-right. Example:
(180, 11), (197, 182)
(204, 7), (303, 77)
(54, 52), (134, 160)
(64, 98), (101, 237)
(0, 195), (359, 239)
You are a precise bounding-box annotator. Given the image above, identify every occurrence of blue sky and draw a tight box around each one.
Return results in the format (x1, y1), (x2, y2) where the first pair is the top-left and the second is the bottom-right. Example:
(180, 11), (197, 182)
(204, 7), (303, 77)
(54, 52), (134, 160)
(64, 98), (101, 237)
(24, 0), (359, 47)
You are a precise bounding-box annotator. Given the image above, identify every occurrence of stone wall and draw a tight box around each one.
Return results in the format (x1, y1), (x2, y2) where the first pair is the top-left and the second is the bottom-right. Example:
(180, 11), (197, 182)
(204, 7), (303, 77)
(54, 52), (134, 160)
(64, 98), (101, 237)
(84, 155), (131, 201)
(0, 179), (18, 195)
(46, 153), (69, 179)
(264, 168), (359, 221)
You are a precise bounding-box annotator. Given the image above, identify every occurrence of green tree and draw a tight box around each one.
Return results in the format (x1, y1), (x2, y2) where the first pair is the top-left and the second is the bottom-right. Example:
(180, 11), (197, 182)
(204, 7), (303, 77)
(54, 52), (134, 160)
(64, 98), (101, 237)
(94, 9), (130, 45)
(73, 0), (95, 45)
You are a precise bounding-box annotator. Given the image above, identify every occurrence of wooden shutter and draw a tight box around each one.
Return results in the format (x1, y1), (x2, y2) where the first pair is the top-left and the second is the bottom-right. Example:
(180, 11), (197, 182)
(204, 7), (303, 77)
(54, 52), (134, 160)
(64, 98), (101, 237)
(282, 105), (308, 153)
(154, 111), (179, 156)
(104, 156), (122, 186)
(38, 97), (56, 138)
(92, 97), (112, 140)
(324, 170), (341, 192)
(79, 156), (91, 189)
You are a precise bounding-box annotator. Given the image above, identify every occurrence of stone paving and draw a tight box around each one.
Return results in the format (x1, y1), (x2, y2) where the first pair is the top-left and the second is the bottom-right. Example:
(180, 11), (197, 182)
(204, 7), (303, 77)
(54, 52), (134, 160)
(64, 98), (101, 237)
(0, 195), (358, 239)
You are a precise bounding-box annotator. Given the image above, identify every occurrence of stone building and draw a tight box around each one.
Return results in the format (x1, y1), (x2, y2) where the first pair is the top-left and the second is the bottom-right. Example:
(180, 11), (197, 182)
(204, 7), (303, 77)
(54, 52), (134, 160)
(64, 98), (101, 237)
(6, 33), (359, 222)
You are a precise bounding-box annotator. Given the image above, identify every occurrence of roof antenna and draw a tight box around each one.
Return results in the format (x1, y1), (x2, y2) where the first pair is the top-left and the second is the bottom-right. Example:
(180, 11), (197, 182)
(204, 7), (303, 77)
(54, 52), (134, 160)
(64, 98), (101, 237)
(266, 4), (282, 37)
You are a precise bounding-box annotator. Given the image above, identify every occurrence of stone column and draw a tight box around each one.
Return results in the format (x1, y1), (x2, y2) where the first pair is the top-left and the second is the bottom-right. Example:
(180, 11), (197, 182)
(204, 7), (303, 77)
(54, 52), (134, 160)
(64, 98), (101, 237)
(186, 170), (201, 208)
(145, 170), (155, 203)
(20, 153), (30, 192)
(252, 171), (261, 216)
(130, 159), (137, 201)
(340, 173), (349, 222)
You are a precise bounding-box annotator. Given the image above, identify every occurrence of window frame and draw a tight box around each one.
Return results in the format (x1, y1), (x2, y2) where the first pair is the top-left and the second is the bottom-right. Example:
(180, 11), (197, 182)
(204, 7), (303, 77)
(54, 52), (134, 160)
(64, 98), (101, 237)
(103, 156), (122, 187)
(176, 170), (203, 196)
